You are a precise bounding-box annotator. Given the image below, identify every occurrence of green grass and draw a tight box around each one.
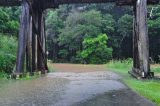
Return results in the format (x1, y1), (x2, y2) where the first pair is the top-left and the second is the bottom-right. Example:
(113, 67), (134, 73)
(107, 59), (160, 106)
(47, 62), (56, 72)
(152, 65), (160, 75)
(18, 72), (42, 80)
(0, 72), (9, 80)
(0, 71), (42, 80)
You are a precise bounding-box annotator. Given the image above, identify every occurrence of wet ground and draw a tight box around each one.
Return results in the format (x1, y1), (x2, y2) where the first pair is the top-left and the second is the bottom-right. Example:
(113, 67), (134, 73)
(0, 64), (155, 106)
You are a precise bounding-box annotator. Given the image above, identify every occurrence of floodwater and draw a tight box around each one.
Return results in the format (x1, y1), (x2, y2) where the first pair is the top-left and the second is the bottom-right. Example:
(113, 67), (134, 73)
(0, 70), (155, 106)
(0, 77), (69, 106)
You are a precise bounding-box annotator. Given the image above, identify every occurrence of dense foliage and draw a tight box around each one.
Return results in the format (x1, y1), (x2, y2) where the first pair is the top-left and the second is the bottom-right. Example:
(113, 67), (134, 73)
(0, 35), (17, 74)
(80, 34), (112, 64)
(0, 7), (19, 74)
(46, 4), (160, 63)
(0, 7), (20, 36)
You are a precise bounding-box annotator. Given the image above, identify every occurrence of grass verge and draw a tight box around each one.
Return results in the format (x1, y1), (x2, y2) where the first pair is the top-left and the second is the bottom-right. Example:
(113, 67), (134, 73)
(0, 72), (8, 80)
(107, 59), (160, 106)
(0, 71), (42, 80)
(47, 62), (56, 72)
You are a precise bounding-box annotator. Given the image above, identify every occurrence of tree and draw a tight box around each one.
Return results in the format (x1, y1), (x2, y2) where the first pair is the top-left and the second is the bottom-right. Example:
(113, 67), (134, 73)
(0, 8), (10, 33)
(46, 10), (64, 61)
(117, 14), (133, 58)
(58, 10), (102, 48)
(0, 7), (20, 36)
(57, 10), (103, 62)
(102, 14), (116, 35)
(148, 6), (160, 62)
(118, 14), (133, 43)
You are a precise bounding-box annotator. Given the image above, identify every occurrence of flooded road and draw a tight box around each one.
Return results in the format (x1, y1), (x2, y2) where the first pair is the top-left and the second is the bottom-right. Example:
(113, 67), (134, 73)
(0, 64), (155, 106)
(0, 77), (69, 106)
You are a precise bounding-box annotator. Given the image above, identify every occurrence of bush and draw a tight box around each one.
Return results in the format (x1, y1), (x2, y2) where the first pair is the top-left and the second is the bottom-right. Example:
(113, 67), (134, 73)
(80, 34), (112, 64)
(0, 35), (17, 74)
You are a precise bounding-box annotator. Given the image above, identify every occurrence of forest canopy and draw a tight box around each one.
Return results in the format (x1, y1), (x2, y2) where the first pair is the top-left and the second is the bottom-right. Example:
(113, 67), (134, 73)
(45, 4), (160, 63)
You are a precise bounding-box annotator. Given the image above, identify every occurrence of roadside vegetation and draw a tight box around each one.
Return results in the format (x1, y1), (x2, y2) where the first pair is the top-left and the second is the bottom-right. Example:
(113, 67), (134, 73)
(47, 61), (56, 72)
(107, 59), (160, 106)
(0, 7), (19, 78)
(0, 35), (17, 78)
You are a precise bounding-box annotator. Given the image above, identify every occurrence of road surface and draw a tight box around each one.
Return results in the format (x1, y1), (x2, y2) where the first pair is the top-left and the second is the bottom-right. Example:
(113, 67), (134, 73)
(0, 63), (155, 106)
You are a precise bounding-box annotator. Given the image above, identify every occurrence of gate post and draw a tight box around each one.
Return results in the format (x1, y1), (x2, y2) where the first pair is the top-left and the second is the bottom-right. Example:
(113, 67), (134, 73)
(131, 0), (152, 78)
(15, 0), (30, 75)
(26, 14), (33, 73)
(37, 11), (48, 74)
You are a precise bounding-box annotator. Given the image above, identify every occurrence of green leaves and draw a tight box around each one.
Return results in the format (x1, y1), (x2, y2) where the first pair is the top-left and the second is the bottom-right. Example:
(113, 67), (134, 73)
(117, 14), (133, 38)
(45, 4), (160, 63)
(0, 7), (20, 36)
(46, 11), (64, 43)
(102, 14), (116, 35)
(0, 35), (17, 74)
(80, 34), (112, 64)
(58, 10), (103, 51)
(148, 17), (160, 36)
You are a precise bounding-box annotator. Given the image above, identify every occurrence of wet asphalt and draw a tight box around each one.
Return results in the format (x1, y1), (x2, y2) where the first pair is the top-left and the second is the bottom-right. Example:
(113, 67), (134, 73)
(0, 68), (155, 106)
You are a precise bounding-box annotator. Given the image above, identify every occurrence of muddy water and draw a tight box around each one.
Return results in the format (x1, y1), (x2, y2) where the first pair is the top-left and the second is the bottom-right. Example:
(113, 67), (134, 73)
(48, 72), (126, 105)
(0, 71), (155, 106)
(0, 77), (69, 106)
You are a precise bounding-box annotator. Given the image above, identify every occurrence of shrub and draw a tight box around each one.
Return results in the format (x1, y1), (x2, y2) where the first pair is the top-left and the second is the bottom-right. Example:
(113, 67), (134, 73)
(0, 35), (17, 74)
(80, 34), (112, 64)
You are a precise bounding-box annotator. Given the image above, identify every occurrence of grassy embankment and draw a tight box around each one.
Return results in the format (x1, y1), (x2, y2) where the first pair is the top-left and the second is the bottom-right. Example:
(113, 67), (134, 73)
(107, 59), (160, 106)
